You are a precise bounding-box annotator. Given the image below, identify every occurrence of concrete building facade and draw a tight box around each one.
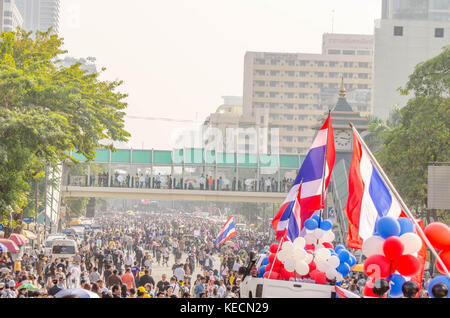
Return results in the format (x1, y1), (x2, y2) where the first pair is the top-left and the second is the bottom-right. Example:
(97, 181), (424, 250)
(15, 0), (60, 34)
(0, 0), (23, 32)
(242, 33), (374, 155)
(373, 0), (450, 120)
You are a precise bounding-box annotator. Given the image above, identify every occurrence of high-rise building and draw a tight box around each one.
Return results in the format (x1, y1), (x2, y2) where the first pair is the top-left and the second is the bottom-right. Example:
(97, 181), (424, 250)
(373, 0), (450, 120)
(0, 0), (23, 32)
(242, 33), (374, 155)
(15, 0), (60, 34)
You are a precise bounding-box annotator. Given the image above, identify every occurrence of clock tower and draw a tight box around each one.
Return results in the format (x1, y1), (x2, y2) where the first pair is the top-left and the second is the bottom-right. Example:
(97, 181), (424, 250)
(312, 77), (369, 244)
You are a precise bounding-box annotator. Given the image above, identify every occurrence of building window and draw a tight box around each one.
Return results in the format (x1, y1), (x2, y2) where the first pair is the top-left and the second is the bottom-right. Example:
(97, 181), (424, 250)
(358, 62), (369, 68)
(299, 60), (309, 66)
(358, 84), (369, 89)
(255, 58), (265, 65)
(260, 116), (265, 124)
(286, 70), (295, 77)
(344, 62), (353, 68)
(285, 81), (295, 88)
(284, 103), (294, 109)
(270, 81), (278, 87)
(255, 70), (265, 76)
(255, 80), (265, 87)
(343, 50), (355, 55)
(316, 61), (324, 67)
(269, 92), (279, 98)
(435, 28), (444, 38)
(394, 26), (403, 36)
(358, 73), (369, 79)
(357, 50), (371, 56)
(287, 60), (296, 66)
(270, 70), (280, 76)
(299, 71), (308, 77)
(329, 61), (338, 67)
(329, 72), (339, 78)
(315, 72), (324, 78)
(328, 49), (340, 54)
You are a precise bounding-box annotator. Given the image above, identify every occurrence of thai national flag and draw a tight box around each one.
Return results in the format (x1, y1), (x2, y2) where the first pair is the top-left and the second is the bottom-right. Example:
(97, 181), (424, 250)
(215, 216), (236, 248)
(345, 130), (406, 249)
(272, 116), (335, 242)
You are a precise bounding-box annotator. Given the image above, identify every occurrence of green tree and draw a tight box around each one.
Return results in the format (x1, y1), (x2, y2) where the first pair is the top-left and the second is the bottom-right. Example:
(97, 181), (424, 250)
(0, 29), (130, 235)
(376, 46), (450, 224)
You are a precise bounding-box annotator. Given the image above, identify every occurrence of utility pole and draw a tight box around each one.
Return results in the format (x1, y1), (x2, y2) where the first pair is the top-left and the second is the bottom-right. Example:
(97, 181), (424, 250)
(44, 166), (48, 241)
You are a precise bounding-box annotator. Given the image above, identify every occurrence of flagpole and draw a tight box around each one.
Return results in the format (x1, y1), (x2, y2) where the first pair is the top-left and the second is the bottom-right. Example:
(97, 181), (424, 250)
(349, 123), (450, 278)
(318, 111), (332, 226)
(268, 236), (284, 279)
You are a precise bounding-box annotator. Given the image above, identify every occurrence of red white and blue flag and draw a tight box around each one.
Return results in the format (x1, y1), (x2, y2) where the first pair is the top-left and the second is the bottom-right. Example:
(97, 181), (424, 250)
(272, 116), (335, 242)
(345, 129), (407, 249)
(215, 216), (236, 248)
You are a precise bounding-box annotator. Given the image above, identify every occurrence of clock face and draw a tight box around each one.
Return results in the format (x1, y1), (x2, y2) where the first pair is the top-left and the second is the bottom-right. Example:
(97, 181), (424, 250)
(335, 130), (352, 151)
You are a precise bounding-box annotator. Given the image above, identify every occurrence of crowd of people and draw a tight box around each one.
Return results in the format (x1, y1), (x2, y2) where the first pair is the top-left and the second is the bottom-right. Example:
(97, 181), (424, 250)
(69, 171), (295, 193)
(0, 210), (439, 299)
(0, 212), (271, 298)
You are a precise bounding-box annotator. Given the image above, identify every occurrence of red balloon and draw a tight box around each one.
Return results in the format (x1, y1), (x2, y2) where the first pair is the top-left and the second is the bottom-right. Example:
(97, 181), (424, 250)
(383, 236), (405, 260)
(272, 262), (281, 272)
(322, 242), (334, 249)
(267, 271), (280, 280)
(309, 269), (319, 281)
(364, 254), (391, 279)
(314, 271), (327, 284)
(393, 254), (420, 276)
(435, 250), (450, 275)
(424, 222), (450, 251)
(264, 264), (271, 272)
(268, 253), (276, 264)
(270, 243), (279, 254)
(305, 244), (315, 251)
(263, 271), (270, 278)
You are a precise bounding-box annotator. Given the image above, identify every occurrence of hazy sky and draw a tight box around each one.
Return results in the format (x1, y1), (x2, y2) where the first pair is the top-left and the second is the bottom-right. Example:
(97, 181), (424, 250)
(59, 0), (381, 150)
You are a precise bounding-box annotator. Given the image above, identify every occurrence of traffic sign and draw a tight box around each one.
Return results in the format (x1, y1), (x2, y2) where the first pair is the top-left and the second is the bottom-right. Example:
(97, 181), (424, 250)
(0, 224), (4, 230)
(22, 217), (34, 224)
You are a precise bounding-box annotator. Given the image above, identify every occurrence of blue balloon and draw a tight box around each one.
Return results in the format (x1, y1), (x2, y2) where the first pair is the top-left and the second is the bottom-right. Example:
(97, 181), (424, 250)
(427, 276), (450, 298)
(312, 215), (321, 223)
(346, 255), (357, 267)
(338, 250), (350, 263)
(320, 219), (333, 231)
(304, 218), (319, 230)
(376, 216), (401, 239)
(335, 245), (345, 253)
(398, 218), (414, 235)
(261, 256), (270, 266)
(388, 274), (406, 298)
(336, 262), (350, 277)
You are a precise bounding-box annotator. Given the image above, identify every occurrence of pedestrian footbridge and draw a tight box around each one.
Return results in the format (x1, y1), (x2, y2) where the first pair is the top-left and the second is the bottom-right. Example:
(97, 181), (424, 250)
(61, 186), (287, 203)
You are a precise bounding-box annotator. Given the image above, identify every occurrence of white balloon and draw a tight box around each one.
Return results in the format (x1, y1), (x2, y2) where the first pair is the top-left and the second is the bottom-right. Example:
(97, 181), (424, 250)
(400, 232), (422, 255)
(284, 258), (296, 272)
(293, 237), (306, 250)
(327, 255), (340, 268)
(362, 235), (385, 257)
(314, 228), (326, 239)
(295, 260), (310, 276)
(304, 252), (313, 264)
(326, 267), (338, 280)
(335, 273), (344, 282)
(277, 249), (289, 263)
(314, 247), (331, 263)
(293, 248), (307, 261)
(316, 260), (331, 272)
(304, 233), (316, 245)
(320, 231), (335, 243)
(306, 229), (315, 234)
(282, 241), (294, 252)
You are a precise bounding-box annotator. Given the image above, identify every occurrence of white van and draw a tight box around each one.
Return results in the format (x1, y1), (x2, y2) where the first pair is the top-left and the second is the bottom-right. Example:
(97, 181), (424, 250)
(50, 239), (78, 261)
(43, 234), (67, 256)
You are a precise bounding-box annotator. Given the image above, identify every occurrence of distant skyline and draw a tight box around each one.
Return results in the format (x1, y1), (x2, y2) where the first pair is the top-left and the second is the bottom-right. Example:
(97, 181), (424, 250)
(59, 0), (381, 150)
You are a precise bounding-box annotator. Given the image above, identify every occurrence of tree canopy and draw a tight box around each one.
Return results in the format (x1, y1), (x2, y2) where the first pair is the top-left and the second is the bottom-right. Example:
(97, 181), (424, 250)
(0, 29), (130, 233)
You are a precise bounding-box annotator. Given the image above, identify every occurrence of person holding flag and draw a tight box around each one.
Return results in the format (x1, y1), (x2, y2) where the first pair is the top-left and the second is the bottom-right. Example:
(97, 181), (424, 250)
(272, 114), (335, 242)
(214, 216), (236, 248)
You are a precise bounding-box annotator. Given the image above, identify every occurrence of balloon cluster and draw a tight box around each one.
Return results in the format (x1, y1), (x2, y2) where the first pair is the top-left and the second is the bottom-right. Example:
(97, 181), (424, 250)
(258, 215), (356, 285)
(361, 216), (423, 298)
(424, 222), (450, 298)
